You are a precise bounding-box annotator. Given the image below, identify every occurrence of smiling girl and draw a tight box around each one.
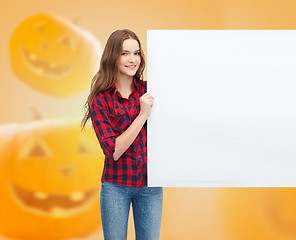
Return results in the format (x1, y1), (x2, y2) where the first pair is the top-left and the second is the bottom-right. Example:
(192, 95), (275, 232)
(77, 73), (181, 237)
(81, 29), (163, 240)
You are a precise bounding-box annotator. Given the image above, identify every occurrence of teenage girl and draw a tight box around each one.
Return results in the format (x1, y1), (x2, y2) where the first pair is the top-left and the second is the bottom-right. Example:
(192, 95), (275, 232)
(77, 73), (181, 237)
(81, 29), (163, 240)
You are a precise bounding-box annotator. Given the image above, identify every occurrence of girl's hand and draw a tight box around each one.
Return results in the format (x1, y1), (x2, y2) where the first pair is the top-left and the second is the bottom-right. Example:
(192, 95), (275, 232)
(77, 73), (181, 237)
(139, 92), (154, 119)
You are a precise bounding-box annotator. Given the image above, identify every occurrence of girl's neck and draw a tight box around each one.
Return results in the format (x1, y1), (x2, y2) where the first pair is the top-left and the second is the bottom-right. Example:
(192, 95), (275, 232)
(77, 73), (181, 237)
(116, 75), (133, 98)
(116, 76), (133, 91)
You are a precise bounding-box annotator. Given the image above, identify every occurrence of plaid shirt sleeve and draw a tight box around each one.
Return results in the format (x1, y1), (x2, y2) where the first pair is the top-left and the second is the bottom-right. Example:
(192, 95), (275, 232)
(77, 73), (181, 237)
(91, 93), (116, 160)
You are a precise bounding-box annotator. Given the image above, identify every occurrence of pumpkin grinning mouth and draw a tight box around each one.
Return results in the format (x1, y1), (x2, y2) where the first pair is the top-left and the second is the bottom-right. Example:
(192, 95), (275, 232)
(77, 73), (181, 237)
(20, 43), (73, 77)
(8, 182), (98, 218)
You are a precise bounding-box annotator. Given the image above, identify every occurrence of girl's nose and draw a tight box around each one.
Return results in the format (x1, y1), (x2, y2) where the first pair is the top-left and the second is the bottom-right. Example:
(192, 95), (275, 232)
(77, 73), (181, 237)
(129, 54), (136, 62)
(59, 166), (74, 177)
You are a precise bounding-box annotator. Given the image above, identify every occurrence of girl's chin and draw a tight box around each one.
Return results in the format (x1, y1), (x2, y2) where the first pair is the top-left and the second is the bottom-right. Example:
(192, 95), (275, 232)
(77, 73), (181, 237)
(120, 73), (137, 78)
(122, 70), (138, 76)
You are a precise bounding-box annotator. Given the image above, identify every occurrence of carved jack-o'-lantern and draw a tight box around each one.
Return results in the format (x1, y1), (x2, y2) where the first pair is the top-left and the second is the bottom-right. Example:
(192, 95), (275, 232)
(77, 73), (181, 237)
(218, 188), (296, 240)
(9, 14), (101, 97)
(0, 121), (104, 240)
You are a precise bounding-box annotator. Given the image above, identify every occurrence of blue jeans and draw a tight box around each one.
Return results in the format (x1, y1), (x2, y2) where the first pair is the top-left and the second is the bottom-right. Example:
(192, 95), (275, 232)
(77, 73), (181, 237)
(100, 181), (163, 240)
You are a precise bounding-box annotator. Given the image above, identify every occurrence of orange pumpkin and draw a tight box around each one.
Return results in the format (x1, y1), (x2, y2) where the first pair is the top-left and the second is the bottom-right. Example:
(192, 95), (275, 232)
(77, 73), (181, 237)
(9, 13), (101, 97)
(218, 188), (296, 240)
(0, 120), (104, 240)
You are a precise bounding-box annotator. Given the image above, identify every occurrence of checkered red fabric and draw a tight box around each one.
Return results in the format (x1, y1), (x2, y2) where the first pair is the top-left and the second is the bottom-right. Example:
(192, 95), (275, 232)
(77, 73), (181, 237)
(91, 78), (147, 187)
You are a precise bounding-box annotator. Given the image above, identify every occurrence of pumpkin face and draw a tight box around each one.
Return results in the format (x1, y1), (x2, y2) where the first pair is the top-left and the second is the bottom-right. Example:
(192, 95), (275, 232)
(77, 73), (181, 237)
(218, 188), (296, 240)
(0, 121), (104, 240)
(9, 14), (101, 97)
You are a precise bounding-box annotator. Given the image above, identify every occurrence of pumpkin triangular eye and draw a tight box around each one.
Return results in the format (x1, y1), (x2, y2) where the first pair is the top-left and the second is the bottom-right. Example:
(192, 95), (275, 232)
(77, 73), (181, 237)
(19, 138), (51, 159)
(59, 34), (75, 49)
(28, 142), (48, 157)
(34, 21), (46, 33)
(79, 134), (97, 154)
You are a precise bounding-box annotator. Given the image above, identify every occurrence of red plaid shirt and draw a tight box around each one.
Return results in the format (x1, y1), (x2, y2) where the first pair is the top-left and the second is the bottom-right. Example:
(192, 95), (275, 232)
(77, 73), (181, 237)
(91, 78), (147, 187)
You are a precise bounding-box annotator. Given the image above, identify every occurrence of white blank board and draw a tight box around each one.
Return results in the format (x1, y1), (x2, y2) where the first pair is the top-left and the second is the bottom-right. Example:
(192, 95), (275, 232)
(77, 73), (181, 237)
(147, 30), (296, 187)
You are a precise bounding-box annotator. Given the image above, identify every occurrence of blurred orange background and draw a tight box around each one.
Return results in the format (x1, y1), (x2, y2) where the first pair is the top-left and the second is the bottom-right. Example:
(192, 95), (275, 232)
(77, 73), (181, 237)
(1, 0), (296, 239)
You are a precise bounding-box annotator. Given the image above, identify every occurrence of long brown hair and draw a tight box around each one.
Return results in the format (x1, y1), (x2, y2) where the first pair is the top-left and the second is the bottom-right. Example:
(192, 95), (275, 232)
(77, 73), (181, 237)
(81, 29), (145, 130)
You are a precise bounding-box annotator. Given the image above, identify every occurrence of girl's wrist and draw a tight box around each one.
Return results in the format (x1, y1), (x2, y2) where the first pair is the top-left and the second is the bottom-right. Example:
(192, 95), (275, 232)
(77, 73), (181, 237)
(138, 111), (149, 121)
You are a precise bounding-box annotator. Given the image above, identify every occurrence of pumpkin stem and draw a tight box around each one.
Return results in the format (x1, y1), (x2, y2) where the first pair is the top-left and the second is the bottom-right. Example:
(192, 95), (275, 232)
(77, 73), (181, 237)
(30, 107), (42, 120)
(72, 17), (80, 25)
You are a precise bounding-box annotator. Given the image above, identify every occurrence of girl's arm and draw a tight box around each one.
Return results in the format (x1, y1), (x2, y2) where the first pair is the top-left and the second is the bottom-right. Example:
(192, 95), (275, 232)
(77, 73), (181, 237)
(113, 92), (154, 161)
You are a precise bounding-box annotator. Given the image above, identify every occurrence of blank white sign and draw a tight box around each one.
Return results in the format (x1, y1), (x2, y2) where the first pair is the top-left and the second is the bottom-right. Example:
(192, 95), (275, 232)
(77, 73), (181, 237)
(147, 30), (296, 187)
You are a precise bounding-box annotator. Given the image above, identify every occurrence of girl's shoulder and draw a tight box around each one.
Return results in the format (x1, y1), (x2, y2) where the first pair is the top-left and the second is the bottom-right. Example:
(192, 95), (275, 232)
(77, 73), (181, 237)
(93, 90), (106, 101)
(92, 90), (111, 108)
(141, 80), (147, 87)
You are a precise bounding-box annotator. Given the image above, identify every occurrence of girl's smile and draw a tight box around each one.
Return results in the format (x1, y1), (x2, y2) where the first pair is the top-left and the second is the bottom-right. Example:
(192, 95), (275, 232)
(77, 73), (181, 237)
(125, 65), (136, 69)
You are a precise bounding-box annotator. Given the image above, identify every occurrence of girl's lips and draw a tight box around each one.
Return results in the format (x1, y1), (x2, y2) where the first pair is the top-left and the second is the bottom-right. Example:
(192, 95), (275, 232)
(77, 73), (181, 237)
(126, 65), (136, 69)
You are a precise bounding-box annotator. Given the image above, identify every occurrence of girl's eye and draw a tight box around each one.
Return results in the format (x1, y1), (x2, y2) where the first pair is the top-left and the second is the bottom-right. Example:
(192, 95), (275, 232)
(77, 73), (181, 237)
(121, 52), (140, 56)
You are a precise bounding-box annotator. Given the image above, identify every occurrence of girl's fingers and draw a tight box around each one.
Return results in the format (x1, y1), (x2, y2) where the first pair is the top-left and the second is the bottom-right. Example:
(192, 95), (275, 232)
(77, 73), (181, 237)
(146, 96), (154, 100)
(144, 99), (154, 104)
(141, 98), (154, 103)
(142, 92), (154, 99)
(140, 92), (154, 109)
(142, 92), (149, 98)
(143, 97), (154, 102)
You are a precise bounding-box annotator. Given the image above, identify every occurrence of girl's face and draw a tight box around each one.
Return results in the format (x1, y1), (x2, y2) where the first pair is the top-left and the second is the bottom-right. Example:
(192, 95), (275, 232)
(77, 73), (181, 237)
(118, 38), (141, 79)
